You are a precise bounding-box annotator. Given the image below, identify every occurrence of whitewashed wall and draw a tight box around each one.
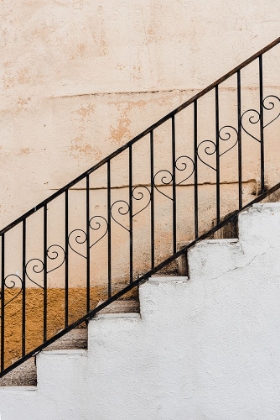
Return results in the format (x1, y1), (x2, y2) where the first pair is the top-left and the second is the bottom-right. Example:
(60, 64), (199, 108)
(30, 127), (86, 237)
(1, 204), (280, 419)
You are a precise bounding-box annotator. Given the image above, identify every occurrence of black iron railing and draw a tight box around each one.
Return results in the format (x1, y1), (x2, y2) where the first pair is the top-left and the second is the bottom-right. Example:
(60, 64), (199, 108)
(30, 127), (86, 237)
(1, 38), (280, 378)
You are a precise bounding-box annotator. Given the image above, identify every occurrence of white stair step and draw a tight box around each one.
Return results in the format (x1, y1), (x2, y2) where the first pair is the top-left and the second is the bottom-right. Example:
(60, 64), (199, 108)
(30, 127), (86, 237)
(188, 238), (242, 280)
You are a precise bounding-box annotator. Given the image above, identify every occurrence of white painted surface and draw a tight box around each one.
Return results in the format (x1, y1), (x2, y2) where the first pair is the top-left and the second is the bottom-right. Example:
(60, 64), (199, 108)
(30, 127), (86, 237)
(2, 203), (280, 419)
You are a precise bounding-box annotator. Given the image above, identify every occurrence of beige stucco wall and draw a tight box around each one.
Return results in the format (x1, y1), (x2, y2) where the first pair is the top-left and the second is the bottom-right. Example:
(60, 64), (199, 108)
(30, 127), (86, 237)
(1, 0), (280, 290)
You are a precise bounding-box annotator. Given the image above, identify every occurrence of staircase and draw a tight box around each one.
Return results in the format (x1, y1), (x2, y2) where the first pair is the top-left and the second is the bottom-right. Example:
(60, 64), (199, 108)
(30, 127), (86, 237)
(0, 38), (280, 418)
(1, 203), (280, 419)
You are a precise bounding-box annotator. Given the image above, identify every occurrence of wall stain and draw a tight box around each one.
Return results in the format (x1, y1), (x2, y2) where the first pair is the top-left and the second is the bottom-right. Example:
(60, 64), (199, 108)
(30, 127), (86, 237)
(3, 67), (32, 89)
(109, 99), (147, 145)
(110, 116), (131, 145)
(75, 103), (95, 119)
(17, 97), (31, 112)
(132, 64), (142, 80)
(19, 147), (31, 156)
(68, 135), (102, 160)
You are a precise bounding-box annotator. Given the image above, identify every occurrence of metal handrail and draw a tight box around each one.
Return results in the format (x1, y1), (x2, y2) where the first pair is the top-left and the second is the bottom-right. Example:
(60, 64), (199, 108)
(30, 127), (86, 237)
(1, 37), (280, 378)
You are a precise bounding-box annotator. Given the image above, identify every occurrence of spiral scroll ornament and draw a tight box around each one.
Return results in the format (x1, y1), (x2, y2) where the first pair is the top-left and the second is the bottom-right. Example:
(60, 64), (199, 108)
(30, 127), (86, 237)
(69, 215), (108, 258)
(153, 154), (195, 200)
(0, 274), (23, 314)
(25, 244), (66, 287)
(241, 95), (280, 142)
(68, 229), (87, 259)
(197, 139), (217, 170)
(111, 185), (151, 231)
(153, 170), (173, 200)
(263, 95), (280, 128)
(176, 155), (195, 185)
(197, 125), (238, 171)
(240, 109), (260, 142)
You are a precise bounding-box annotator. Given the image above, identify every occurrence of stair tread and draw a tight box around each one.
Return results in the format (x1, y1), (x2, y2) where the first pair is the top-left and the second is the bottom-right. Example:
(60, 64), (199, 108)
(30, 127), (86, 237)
(45, 328), (87, 351)
(0, 358), (36, 387)
(97, 300), (139, 314)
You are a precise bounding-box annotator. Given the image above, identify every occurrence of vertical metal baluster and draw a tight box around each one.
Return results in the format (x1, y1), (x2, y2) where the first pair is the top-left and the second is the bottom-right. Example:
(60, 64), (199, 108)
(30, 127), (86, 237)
(107, 161), (112, 298)
(22, 220), (26, 357)
(172, 115), (177, 254)
(215, 86), (220, 224)
(86, 175), (90, 312)
(65, 190), (69, 328)
(237, 70), (242, 209)
(259, 55), (265, 193)
(1, 234), (5, 371)
(194, 100), (198, 238)
(43, 205), (47, 342)
(150, 131), (155, 269)
(129, 146), (133, 284)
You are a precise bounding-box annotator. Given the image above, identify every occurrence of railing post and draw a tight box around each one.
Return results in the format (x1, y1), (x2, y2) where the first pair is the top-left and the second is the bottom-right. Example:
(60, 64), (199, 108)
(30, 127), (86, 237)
(150, 131), (155, 269)
(107, 161), (112, 298)
(43, 205), (48, 342)
(86, 175), (90, 312)
(194, 100), (198, 238)
(215, 85), (220, 224)
(237, 70), (242, 209)
(22, 220), (26, 357)
(1, 234), (5, 372)
(128, 146), (133, 284)
(259, 54), (265, 193)
(172, 115), (177, 254)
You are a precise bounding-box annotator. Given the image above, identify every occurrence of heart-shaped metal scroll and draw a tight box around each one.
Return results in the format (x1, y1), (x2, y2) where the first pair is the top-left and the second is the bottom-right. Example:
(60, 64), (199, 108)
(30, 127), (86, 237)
(197, 125), (238, 170)
(263, 95), (280, 128)
(0, 274), (23, 313)
(153, 156), (195, 200)
(241, 95), (280, 142)
(241, 109), (260, 142)
(197, 139), (217, 171)
(25, 244), (66, 286)
(176, 155), (195, 185)
(111, 185), (151, 231)
(68, 215), (108, 258)
(153, 170), (173, 200)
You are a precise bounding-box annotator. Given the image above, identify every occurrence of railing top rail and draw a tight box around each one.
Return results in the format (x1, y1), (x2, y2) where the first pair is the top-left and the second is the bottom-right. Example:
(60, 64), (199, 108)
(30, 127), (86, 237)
(0, 37), (279, 236)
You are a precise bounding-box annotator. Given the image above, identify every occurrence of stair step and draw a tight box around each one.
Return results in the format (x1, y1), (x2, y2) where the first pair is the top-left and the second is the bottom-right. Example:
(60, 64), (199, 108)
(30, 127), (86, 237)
(0, 328), (88, 387)
(149, 275), (188, 282)
(97, 299), (140, 315)
(0, 358), (36, 387)
(45, 328), (88, 351)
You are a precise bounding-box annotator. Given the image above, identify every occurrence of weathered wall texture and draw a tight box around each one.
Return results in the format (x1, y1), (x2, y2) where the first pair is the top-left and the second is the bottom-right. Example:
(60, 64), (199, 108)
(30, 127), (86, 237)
(1, 1), (280, 290)
(1, 0), (280, 224)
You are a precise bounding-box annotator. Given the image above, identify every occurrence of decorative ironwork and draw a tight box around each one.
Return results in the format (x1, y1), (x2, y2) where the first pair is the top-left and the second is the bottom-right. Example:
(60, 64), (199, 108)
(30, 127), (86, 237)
(0, 275), (23, 312)
(197, 125), (238, 171)
(176, 156), (195, 185)
(1, 37), (280, 379)
(153, 156), (195, 200)
(110, 186), (151, 231)
(69, 215), (108, 257)
(25, 245), (66, 287)
(241, 95), (280, 142)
